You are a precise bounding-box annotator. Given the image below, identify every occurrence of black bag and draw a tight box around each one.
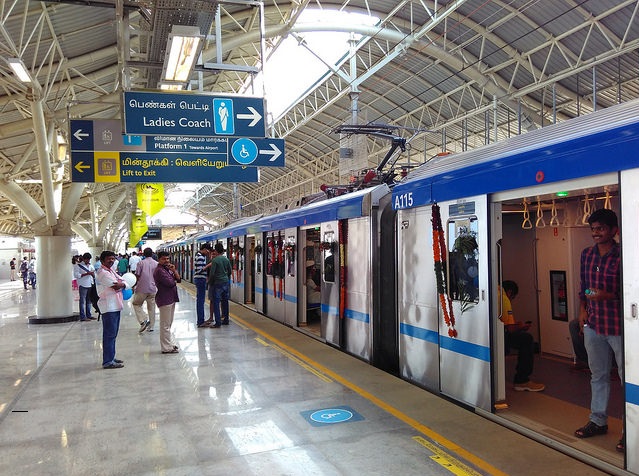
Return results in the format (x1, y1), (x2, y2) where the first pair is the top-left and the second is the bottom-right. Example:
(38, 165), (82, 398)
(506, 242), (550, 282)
(89, 283), (101, 314)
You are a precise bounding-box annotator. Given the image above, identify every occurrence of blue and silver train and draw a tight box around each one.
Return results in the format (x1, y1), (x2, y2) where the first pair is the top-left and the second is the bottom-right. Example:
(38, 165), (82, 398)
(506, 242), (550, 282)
(162, 99), (639, 475)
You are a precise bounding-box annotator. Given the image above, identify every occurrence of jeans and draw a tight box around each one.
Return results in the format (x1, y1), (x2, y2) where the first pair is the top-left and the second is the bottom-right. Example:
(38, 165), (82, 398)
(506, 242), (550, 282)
(194, 278), (207, 325)
(101, 311), (121, 366)
(569, 318), (588, 364)
(584, 326), (623, 426)
(211, 282), (229, 325)
(505, 330), (534, 384)
(78, 286), (92, 319)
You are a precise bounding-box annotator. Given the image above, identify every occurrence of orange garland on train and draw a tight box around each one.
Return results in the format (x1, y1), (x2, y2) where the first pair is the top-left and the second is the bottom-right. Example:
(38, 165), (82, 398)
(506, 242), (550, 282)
(431, 203), (457, 338)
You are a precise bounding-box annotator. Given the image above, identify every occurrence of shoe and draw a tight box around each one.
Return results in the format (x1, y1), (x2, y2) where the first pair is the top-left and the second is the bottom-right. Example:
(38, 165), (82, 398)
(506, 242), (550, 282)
(139, 320), (149, 333)
(162, 348), (179, 354)
(197, 322), (210, 328)
(114, 359), (124, 364)
(146, 328), (154, 332)
(616, 438), (624, 452)
(221, 319), (229, 325)
(204, 318), (214, 325)
(211, 323), (221, 328)
(87, 316), (97, 321)
(513, 381), (545, 392)
(103, 362), (124, 369)
(575, 421), (608, 438)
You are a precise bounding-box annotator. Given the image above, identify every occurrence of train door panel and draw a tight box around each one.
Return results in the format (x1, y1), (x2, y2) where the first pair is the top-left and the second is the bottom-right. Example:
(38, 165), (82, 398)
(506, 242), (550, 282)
(283, 228), (297, 327)
(439, 197), (492, 411)
(265, 231), (286, 323)
(621, 169), (639, 471)
(245, 235), (256, 307)
(396, 206), (440, 393)
(321, 221), (340, 346)
(300, 227), (321, 334)
(255, 234), (265, 314)
(344, 217), (371, 361)
(229, 237), (244, 303)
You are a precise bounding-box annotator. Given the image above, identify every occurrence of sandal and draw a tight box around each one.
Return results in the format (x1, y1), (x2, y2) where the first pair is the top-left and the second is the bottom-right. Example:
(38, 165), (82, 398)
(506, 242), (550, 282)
(162, 348), (179, 354)
(616, 439), (624, 452)
(575, 421), (608, 438)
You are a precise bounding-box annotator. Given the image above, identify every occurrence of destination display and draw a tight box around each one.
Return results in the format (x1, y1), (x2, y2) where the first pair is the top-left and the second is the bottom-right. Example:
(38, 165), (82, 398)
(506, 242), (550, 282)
(123, 91), (266, 137)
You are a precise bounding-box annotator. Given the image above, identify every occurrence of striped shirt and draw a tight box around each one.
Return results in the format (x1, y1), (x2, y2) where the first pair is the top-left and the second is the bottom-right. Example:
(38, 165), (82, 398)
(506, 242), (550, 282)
(580, 242), (621, 336)
(193, 252), (208, 279)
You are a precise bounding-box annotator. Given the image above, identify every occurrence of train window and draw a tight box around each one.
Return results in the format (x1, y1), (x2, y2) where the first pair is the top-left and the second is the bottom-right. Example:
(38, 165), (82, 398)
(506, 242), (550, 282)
(447, 217), (479, 306)
(322, 231), (335, 283)
(286, 236), (295, 277)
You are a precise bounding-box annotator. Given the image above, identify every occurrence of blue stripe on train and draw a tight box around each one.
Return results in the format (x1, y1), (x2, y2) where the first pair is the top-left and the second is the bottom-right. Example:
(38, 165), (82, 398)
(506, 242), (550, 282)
(400, 323), (490, 362)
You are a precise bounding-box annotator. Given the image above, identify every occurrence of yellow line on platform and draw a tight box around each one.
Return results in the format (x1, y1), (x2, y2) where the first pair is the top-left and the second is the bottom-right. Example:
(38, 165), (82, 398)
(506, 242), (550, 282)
(230, 311), (508, 476)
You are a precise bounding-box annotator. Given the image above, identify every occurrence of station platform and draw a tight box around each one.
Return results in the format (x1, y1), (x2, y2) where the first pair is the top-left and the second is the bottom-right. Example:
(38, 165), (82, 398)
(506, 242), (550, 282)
(0, 278), (609, 475)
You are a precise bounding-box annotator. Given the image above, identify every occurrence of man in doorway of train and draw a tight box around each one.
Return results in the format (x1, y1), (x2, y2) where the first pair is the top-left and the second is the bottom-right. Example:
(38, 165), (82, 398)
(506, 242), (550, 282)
(208, 242), (232, 328)
(574, 208), (624, 453)
(501, 280), (545, 392)
(194, 243), (212, 328)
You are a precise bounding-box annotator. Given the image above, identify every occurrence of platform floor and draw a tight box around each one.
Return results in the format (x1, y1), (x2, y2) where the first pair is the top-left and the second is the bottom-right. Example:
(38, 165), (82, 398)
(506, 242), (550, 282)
(0, 279), (613, 475)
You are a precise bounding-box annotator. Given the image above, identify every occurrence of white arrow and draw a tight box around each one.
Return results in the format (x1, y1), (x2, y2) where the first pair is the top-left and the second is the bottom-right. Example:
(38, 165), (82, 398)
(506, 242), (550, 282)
(259, 143), (282, 162)
(73, 129), (89, 141)
(236, 106), (262, 127)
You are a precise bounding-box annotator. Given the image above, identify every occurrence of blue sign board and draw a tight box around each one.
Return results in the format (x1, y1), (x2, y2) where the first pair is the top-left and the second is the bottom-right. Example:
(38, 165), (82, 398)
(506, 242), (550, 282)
(123, 91), (265, 137)
(71, 151), (258, 183)
(228, 138), (285, 167)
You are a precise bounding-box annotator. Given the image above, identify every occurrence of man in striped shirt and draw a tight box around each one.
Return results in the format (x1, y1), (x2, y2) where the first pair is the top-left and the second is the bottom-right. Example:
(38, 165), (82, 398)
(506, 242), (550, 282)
(194, 244), (212, 327)
(574, 208), (622, 453)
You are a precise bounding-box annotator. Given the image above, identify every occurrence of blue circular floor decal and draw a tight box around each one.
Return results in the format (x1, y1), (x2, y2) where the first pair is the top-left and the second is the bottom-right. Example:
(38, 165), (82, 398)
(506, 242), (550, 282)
(310, 408), (353, 424)
(301, 405), (364, 427)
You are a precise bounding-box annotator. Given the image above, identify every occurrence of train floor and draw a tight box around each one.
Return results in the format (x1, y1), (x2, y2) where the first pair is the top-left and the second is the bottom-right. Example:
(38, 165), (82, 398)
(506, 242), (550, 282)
(0, 278), (619, 476)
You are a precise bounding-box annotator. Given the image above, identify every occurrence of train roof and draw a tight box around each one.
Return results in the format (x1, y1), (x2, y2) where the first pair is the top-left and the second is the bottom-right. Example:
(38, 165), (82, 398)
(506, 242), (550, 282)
(198, 184), (390, 241)
(393, 99), (639, 210)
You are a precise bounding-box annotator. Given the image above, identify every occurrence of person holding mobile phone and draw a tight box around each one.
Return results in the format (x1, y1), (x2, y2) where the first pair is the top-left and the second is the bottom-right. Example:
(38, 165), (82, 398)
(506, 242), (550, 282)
(153, 251), (181, 354)
(500, 280), (545, 392)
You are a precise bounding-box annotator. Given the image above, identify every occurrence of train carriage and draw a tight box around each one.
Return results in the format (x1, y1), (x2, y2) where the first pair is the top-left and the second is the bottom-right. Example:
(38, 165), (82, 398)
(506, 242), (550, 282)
(392, 98), (639, 474)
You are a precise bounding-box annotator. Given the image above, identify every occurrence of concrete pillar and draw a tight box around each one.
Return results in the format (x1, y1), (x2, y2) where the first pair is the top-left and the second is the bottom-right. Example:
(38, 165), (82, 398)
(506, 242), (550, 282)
(30, 235), (76, 322)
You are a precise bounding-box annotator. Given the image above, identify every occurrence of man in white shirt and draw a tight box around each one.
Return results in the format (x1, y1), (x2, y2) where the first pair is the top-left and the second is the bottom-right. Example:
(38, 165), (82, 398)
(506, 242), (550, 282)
(128, 251), (142, 273)
(74, 253), (96, 321)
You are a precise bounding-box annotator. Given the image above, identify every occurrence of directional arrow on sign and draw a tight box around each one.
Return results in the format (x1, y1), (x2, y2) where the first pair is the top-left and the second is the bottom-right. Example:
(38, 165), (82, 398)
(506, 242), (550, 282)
(236, 106), (262, 127)
(259, 143), (282, 162)
(74, 129), (89, 141)
(74, 161), (90, 173)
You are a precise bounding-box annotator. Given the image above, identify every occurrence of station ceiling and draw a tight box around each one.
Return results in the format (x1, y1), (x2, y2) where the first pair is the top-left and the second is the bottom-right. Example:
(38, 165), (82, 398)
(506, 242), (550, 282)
(1, 0), (638, 247)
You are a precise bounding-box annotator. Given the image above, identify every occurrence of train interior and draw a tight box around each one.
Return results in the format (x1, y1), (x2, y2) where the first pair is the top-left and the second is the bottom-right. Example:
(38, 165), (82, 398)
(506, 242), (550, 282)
(301, 227), (322, 337)
(495, 181), (624, 468)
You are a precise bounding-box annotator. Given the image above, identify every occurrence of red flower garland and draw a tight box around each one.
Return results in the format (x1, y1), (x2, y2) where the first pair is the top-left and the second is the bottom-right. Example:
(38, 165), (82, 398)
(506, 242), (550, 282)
(431, 203), (458, 338)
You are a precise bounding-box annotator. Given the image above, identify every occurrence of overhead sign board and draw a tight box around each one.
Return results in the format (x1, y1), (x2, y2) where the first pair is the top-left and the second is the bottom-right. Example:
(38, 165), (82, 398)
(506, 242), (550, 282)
(71, 151), (258, 183)
(123, 91), (266, 137)
(70, 119), (284, 169)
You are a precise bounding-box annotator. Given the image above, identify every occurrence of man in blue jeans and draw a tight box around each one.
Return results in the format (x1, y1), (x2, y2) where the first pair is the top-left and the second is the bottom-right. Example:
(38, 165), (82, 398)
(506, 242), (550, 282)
(193, 244), (212, 328)
(74, 252), (96, 321)
(208, 242), (232, 328)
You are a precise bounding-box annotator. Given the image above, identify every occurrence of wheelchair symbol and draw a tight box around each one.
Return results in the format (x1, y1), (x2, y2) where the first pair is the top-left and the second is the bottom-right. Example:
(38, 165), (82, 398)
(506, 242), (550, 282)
(231, 138), (258, 165)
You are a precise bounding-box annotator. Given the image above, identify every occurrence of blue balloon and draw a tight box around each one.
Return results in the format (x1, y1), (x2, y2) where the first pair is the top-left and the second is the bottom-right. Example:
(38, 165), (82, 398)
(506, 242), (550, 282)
(122, 288), (133, 301)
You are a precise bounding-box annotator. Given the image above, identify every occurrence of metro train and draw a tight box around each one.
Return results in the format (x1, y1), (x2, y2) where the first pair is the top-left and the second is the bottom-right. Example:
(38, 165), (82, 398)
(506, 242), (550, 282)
(161, 99), (639, 474)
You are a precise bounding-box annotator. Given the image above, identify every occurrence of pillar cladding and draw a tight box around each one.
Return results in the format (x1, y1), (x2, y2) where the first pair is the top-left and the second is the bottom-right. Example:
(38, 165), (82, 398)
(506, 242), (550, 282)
(31, 235), (76, 322)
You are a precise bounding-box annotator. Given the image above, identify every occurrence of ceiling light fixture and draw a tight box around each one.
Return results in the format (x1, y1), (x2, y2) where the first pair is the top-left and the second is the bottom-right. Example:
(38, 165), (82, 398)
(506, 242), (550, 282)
(7, 58), (31, 83)
(161, 25), (203, 86)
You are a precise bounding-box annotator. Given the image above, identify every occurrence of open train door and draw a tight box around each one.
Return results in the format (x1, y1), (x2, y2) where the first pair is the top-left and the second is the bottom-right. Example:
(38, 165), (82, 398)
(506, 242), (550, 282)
(621, 170), (639, 471)
(437, 196), (493, 411)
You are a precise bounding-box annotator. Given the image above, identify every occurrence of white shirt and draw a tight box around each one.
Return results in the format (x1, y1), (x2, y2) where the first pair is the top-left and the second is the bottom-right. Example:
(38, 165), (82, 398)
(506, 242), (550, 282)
(74, 261), (95, 288)
(128, 254), (142, 272)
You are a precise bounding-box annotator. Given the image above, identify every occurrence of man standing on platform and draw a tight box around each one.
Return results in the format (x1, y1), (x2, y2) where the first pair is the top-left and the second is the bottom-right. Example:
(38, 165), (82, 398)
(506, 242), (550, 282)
(128, 251), (141, 274)
(20, 257), (28, 289)
(74, 252), (96, 321)
(133, 247), (158, 333)
(9, 258), (16, 281)
(154, 251), (181, 354)
(95, 250), (126, 369)
(208, 242), (232, 328)
(194, 244), (212, 328)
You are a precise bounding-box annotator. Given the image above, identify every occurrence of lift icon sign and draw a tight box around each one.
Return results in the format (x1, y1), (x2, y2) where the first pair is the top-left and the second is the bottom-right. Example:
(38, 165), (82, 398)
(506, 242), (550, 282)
(301, 406), (364, 427)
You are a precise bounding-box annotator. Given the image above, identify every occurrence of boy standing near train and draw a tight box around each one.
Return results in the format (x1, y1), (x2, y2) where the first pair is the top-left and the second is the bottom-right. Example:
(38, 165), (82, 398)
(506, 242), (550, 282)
(574, 208), (624, 452)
